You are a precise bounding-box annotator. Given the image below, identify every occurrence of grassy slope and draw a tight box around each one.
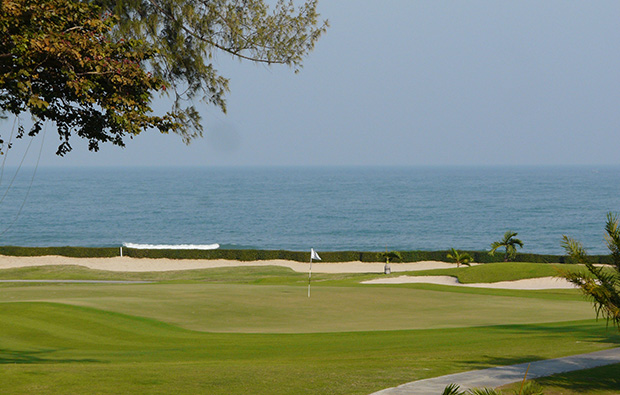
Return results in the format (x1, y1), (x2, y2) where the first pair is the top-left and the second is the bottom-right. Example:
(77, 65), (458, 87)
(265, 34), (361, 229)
(0, 282), (595, 333)
(1, 303), (618, 395)
(0, 263), (618, 394)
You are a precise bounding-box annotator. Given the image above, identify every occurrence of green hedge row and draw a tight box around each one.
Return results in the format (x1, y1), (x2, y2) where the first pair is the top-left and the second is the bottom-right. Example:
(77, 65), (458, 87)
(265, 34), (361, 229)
(0, 246), (119, 257)
(0, 246), (613, 264)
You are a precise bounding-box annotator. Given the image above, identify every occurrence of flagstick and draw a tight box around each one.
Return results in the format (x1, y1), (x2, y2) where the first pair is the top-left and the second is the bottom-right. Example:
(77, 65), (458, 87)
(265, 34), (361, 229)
(308, 256), (313, 298)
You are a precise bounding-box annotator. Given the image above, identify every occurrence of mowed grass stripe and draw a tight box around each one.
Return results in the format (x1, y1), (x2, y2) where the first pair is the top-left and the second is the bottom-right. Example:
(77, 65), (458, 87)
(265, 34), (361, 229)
(0, 282), (596, 333)
(0, 302), (619, 394)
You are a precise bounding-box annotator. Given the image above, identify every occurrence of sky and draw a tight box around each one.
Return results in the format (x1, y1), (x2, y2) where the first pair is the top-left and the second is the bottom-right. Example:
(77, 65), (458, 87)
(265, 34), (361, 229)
(5, 1), (620, 167)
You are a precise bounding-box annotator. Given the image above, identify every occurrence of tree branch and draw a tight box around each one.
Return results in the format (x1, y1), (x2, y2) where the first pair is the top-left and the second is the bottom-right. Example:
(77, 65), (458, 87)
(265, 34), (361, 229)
(145, 0), (290, 65)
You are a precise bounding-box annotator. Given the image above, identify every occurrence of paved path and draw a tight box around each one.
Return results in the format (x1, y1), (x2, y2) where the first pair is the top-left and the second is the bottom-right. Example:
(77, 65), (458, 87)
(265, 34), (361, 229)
(371, 347), (620, 394)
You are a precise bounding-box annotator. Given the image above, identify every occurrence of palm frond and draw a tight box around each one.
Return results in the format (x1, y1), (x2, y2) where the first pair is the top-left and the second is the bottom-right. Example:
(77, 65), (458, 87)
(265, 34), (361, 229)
(511, 238), (524, 248)
(604, 213), (620, 269)
(519, 381), (545, 395)
(559, 221), (620, 329)
(443, 383), (465, 395)
(466, 388), (503, 395)
(561, 235), (587, 264)
(489, 242), (502, 254)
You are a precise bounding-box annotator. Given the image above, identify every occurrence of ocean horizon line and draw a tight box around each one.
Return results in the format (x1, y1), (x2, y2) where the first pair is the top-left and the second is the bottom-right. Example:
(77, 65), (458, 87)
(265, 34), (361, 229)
(7, 163), (620, 171)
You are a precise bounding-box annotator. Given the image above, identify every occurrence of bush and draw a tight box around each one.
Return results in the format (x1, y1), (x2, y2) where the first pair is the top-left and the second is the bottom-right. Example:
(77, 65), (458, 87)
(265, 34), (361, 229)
(0, 245), (612, 264)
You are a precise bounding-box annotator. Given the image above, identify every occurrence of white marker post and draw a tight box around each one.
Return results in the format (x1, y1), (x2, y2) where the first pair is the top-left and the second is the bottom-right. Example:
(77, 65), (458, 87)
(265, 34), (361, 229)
(308, 248), (321, 298)
(120, 246), (123, 257)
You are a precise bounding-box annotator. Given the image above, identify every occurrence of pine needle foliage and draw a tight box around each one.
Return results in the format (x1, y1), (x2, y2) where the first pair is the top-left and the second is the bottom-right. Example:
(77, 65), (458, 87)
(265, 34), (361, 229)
(0, 0), (328, 154)
(96, 0), (328, 144)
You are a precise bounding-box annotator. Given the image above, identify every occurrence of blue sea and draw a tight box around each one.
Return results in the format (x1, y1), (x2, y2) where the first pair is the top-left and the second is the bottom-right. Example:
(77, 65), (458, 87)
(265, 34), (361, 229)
(0, 166), (619, 254)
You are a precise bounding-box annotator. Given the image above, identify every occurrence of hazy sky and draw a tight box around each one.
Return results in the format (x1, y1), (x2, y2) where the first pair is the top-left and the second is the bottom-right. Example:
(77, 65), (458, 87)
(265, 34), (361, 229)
(6, 1), (620, 167)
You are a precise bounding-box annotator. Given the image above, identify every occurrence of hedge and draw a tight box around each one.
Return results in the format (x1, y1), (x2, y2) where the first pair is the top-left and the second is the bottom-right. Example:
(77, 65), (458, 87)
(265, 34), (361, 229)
(0, 246), (613, 264)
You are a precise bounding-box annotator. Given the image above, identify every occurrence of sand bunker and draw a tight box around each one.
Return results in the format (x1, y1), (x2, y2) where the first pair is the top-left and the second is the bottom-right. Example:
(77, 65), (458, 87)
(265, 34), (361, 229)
(361, 275), (578, 290)
(0, 255), (459, 273)
(0, 256), (577, 290)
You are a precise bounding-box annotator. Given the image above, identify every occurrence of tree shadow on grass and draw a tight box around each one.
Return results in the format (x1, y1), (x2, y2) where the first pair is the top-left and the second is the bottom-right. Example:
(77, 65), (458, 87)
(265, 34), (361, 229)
(490, 322), (620, 344)
(498, 363), (620, 393)
(536, 363), (620, 392)
(455, 322), (620, 371)
(458, 354), (548, 372)
(0, 348), (99, 364)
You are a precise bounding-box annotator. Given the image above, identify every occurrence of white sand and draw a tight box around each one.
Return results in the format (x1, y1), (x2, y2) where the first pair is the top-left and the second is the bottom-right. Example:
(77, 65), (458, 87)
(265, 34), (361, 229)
(361, 275), (578, 290)
(0, 255), (457, 273)
(0, 256), (576, 289)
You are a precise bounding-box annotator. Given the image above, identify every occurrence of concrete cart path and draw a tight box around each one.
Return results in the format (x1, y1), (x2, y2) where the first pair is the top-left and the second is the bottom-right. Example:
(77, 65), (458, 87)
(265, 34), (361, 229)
(371, 347), (620, 395)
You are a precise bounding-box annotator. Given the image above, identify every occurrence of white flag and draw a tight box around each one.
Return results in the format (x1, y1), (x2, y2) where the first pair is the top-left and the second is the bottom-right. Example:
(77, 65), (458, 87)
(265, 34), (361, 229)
(311, 248), (321, 261)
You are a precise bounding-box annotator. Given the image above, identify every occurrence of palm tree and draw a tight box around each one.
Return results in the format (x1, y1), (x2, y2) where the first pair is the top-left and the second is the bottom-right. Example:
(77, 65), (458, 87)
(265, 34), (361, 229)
(489, 231), (524, 262)
(380, 250), (402, 274)
(447, 248), (473, 267)
(559, 212), (620, 329)
(443, 382), (544, 395)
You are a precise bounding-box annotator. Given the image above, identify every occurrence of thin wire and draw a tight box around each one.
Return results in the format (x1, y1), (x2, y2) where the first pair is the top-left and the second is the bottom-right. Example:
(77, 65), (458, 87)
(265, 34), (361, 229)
(0, 122), (47, 237)
(0, 115), (19, 187)
(0, 128), (35, 206)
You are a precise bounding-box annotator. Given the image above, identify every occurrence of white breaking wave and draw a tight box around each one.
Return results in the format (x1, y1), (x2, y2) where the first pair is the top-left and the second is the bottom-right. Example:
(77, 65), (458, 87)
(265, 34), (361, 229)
(122, 243), (220, 250)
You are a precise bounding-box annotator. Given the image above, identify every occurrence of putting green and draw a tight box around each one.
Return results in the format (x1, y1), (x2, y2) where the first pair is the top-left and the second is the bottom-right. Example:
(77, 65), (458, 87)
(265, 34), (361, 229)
(0, 282), (595, 333)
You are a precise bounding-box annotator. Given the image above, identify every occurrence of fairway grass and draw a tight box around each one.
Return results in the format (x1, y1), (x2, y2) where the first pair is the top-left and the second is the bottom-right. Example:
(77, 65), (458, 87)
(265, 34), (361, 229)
(1, 263), (619, 394)
(1, 303), (619, 394)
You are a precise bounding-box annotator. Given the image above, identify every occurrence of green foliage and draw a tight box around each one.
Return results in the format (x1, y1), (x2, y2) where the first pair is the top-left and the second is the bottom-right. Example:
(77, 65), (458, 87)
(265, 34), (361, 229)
(0, 0), (184, 155)
(0, 0), (327, 154)
(466, 389), (503, 395)
(443, 381), (545, 395)
(94, 0), (328, 146)
(490, 231), (524, 262)
(518, 381), (545, 395)
(0, 245), (118, 257)
(0, 245), (612, 264)
(559, 212), (620, 329)
(443, 383), (465, 395)
(447, 248), (473, 267)
(380, 250), (402, 264)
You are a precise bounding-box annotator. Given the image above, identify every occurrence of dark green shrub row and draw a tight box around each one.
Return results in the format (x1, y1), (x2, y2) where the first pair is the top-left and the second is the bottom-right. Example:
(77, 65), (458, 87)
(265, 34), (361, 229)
(0, 246), (119, 257)
(0, 245), (613, 264)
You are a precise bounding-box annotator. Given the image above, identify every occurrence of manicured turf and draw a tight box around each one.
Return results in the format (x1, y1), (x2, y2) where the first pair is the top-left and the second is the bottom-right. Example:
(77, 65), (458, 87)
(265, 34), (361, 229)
(0, 282), (595, 333)
(0, 263), (618, 394)
(0, 261), (589, 284)
(499, 363), (620, 395)
(395, 261), (591, 283)
(1, 302), (618, 394)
